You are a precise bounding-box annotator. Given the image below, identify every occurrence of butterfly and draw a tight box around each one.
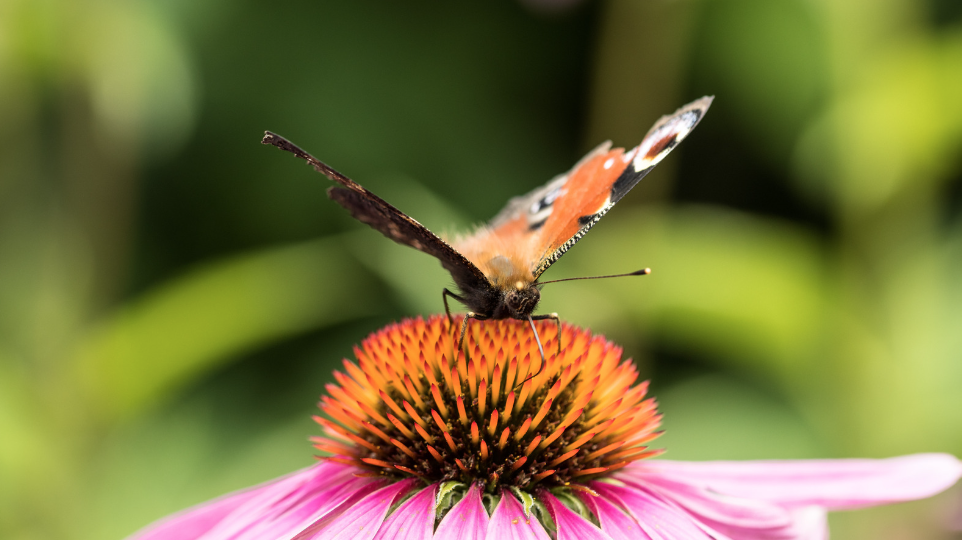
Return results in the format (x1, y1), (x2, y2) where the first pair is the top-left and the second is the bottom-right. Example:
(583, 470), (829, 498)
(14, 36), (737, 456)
(262, 96), (712, 359)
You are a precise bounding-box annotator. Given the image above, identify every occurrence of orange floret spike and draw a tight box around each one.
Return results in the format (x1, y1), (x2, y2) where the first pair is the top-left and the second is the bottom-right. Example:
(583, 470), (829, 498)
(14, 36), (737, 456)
(467, 359), (478, 400)
(524, 435), (542, 456)
(478, 379), (488, 418)
(379, 389), (408, 421)
(443, 431), (458, 452)
(402, 401), (427, 428)
(456, 395), (469, 426)
(498, 427), (511, 450)
(404, 376), (426, 409)
(532, 469), (556, 482)
(391, 439), (417, 460)
(514, 416), (533, 441)
(387, 414), (416, 440)
(487, 409), (499, 436)
(490, 364), (503, 408)
(549, 449), (580, 468)
(539, 426), (566, 449)
(430, 384), (449, 419)
(502, 392), (516, 422)
(530, 398), (553, 431)
(415, 423), (435, 444)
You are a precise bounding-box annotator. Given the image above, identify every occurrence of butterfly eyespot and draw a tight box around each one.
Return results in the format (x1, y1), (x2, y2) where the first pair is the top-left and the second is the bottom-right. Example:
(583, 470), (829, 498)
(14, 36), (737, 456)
(529, 186), (566, 215)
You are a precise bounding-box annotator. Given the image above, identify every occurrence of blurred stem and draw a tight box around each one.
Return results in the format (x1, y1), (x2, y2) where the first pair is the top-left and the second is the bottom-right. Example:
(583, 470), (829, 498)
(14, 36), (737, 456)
(585, 0), (699, 202)
(60, 85), (137, 312)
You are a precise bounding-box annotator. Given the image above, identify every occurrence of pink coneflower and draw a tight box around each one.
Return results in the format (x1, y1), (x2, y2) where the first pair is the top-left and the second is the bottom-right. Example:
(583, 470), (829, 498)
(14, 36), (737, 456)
(130, 316), (961, 540)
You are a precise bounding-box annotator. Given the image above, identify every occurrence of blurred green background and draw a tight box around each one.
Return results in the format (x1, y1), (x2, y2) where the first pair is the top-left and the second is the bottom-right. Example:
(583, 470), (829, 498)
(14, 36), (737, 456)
(2, 0), (962, 538)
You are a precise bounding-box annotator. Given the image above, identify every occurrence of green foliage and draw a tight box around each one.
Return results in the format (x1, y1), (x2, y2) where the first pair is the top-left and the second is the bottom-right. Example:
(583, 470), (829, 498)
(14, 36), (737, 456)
(1, 0), (961, 539)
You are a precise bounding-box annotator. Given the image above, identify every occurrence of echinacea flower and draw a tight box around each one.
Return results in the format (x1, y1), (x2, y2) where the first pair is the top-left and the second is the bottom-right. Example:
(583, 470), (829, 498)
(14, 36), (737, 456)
(130, 316), (962, 540)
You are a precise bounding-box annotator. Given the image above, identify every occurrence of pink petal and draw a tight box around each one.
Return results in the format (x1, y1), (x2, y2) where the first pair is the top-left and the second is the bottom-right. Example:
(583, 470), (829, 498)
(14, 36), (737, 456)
(485, 490), (551, 540)
(540, 491), (611, 540)
(591, 482), (714, 540)
(217, 468), (384, 539)
(626, 453), (962, 509)
(128, 461), (385, 540)
(577, 490), (654, 540)
(298, 477), (419, 540)
(788, 507), (828, 540)
(619, 474), (795, 539)
(129, 486), (262, 540)
(435, 483), (489, 540)
(373, 484), (437, 540)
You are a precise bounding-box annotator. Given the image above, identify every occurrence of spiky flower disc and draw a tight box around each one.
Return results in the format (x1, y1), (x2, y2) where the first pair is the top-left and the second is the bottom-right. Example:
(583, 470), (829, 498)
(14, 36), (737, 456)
(313, 315), (661, 490)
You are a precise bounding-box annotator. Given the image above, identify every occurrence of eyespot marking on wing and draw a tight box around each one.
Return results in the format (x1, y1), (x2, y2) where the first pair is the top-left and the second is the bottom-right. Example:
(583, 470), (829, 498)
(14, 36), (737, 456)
(632, 108), (704, 173)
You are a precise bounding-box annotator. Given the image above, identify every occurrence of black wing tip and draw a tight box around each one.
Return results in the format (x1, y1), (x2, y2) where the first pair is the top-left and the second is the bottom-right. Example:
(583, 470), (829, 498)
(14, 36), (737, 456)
(261, 130), (279, 144)
(261, 131), (313, 162)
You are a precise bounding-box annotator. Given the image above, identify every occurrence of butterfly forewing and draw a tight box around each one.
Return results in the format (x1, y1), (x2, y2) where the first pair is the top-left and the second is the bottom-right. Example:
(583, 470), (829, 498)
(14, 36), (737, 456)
(477, 96), (713, 279)
(262, 132), (490, 294)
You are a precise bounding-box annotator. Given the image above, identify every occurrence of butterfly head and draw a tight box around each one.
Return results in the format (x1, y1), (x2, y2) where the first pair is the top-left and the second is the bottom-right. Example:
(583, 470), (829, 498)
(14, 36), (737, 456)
(503, 280), (541, 319)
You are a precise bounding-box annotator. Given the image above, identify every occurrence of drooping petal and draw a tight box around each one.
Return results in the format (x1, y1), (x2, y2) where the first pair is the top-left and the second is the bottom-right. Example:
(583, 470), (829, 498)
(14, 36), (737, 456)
(297, 477), (419, 540)
(577, 491), (653, 540)
(620, 473), (797, 539)
(373, 484), (438, 540)
(129, 461), (386, 540)
(435, 483), (489, 540)
(220, 467), (385, 539)
(788, 507), (828, 540)
(591, 481), (714, 540)
(486, 490), (551, 540)
(540, 491), (612, 540)
(626, 453), (962, 509)
(130, 486), (262, 540)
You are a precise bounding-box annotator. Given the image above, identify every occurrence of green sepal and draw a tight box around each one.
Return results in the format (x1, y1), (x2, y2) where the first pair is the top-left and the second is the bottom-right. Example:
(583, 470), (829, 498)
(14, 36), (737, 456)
(508, 486), (536, 517)
(435, 481), (465, 517)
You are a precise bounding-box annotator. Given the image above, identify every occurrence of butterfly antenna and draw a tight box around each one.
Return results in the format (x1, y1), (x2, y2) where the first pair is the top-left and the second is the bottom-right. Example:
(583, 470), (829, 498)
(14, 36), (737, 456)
(517, 316), (547, 390)
(537, 268), (651, 285)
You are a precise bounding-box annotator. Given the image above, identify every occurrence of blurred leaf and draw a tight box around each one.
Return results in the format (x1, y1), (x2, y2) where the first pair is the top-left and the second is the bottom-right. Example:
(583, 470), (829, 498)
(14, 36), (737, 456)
(548, 205), (826, 382)
(657, 375), (823, 460)
(794, 34), (962, 214)
(82, 402), (315, 540)
(696, 0), (828, 164)
(74, 237), (375, 421)
(77, 1), (198, 158)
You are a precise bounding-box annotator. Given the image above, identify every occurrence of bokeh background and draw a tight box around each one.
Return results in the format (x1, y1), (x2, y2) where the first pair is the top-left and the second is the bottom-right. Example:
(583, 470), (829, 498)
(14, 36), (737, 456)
(2, 0), (962, 538)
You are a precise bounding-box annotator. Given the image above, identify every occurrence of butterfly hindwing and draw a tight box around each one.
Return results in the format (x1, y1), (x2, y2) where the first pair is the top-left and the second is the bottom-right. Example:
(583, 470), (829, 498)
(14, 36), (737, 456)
(262, 131), (490, 293)
(483, 96), (713, 279)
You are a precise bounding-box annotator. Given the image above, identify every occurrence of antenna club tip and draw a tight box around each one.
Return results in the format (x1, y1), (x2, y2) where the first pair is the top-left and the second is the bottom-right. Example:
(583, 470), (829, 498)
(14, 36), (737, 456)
(643, 268), (651, 275)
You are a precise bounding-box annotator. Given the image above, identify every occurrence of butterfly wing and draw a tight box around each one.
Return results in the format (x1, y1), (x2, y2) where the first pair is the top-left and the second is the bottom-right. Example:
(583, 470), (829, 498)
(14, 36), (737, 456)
(262, 132), (490, 293)
(483, 96), (713, 279)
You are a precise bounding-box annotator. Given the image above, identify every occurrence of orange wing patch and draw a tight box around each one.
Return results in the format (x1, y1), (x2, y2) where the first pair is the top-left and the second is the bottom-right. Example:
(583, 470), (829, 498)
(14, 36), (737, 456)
(454, 96), (712, 285)
(533, 147), (631, 270)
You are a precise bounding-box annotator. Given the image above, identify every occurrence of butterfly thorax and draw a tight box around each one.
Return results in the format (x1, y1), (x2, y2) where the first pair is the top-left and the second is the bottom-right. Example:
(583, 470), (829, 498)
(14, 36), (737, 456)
(449, 246), (542, 319)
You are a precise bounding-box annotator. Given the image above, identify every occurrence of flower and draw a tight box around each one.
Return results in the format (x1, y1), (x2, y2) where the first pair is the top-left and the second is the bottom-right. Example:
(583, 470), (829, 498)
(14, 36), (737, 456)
(129, 316), (962, 540)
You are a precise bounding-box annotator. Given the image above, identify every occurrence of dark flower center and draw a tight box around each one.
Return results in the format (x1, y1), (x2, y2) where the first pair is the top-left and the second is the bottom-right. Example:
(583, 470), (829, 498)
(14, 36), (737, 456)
(313, 315), (661, 492)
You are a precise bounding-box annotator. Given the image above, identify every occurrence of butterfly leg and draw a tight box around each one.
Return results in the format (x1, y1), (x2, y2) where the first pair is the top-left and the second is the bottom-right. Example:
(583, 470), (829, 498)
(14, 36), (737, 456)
(457, 312), (488, 353)
(442, 288), (465, 326)
(530, 313), (562, 356)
